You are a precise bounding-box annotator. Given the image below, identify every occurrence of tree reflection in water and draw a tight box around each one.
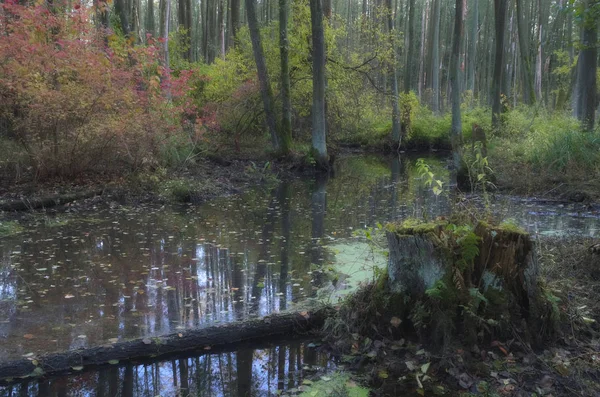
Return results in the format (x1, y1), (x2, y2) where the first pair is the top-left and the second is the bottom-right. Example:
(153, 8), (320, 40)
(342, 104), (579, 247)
(0, 341), (332, 397)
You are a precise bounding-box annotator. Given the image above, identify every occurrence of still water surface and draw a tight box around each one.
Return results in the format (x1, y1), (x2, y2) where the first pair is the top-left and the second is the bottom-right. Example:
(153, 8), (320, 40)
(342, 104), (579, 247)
(1, 154), (599, 395)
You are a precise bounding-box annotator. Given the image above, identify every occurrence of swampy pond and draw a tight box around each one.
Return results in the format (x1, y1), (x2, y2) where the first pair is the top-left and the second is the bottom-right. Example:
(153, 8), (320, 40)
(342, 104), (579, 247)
(1, 154), (599, 396)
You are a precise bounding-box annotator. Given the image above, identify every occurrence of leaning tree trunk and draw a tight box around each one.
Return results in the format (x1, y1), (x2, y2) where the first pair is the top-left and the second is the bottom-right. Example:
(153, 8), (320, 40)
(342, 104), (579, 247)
(386, 220), (551, 347)
(245, 0), (281, 151)
(279, 0), (292, 155)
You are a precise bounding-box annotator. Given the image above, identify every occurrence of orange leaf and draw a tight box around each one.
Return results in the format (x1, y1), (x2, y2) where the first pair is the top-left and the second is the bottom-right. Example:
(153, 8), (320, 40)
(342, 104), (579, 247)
(23, 334), (34, 339)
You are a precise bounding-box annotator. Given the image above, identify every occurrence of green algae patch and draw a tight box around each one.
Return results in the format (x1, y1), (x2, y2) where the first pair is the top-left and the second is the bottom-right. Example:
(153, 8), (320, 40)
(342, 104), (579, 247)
(299, 371), (369, 397)
(319, 241), (387, 302)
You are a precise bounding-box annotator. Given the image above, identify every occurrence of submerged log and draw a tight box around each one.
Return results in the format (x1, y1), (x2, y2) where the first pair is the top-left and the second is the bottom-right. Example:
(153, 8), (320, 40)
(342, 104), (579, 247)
(0, 189), (104, 212)
(386, 220), (547, 345)
(0, 306), (333, 382)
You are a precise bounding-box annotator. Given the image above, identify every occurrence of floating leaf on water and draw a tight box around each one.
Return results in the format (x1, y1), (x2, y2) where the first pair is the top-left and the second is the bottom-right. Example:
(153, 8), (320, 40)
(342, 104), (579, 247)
(72, 366), (84, 371)
(378, 370), (388, 379)
(142, 338), (152, 345)
(108, 360), (119, 365)
(64, 294), (75, 299)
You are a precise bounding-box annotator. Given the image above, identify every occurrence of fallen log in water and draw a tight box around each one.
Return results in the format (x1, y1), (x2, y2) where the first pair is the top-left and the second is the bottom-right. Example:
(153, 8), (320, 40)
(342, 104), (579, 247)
(0, 189), (105, 211)
(0, 306), (334, 382)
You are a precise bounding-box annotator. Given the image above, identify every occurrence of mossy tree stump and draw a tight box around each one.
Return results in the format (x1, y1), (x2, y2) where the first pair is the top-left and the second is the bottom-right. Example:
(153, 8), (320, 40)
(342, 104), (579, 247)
(385, 220), (550, 346)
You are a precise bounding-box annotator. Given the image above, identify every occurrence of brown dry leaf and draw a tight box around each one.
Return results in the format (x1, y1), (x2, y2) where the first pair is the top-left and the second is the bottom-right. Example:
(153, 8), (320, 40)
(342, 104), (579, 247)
(23, 334), (34, 339)
(390, 317), (402, 327)
(300, 311), (310, 319)
(204, 346), (211, 350)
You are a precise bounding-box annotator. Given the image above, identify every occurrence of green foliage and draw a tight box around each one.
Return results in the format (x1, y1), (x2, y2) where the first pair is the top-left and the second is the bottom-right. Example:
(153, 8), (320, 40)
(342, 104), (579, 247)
(0, 221), (24, 237)
(416, 158), (444, 196)
(488, 108), (600, 195)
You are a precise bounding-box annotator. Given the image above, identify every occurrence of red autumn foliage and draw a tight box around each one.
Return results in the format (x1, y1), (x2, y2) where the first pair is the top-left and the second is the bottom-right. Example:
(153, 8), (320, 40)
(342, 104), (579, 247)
(0, 2), (199, 179)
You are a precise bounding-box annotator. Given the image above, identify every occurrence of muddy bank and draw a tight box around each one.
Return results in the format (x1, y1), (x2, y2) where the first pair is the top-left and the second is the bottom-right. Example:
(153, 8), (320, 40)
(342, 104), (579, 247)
(0, 157), (289, 213)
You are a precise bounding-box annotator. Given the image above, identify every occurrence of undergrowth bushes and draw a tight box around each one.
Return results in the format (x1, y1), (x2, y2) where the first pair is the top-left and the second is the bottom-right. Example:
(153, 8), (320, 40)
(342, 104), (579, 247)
(488, 109), (600, 197)
(0, 3), (198, 182)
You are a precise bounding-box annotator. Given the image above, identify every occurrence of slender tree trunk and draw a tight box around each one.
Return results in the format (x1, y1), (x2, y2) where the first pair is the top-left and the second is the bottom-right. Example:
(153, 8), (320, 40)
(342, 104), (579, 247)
(245, 0), (281, 150)
(450, 0), (465, 170)
(146, 0), (155, 37)
(231, 0), (240, 44)
(418, 0), (428, 99)
(115, 0), (131, 35)
(310, 0), (328, 167)
(131, 0), (141, 42)
(387, 0), (402, 146)
(219, 0), (225, 59)
(492, 0), (508, 131)
(515, 0), (535, 104)
(186, 0), (193, 60)
(430, 0), (441, 111)
(534, 0), (544, 102)
(404, 0), (416, 92)
(279, 0), (292, 154)
(467, 0), (477, 94)
(576, 0), (597, 131)
(160, 0), (171, 80)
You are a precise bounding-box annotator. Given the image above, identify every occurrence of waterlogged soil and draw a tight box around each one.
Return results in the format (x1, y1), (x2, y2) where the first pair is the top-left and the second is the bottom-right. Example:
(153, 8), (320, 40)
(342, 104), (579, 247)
(1, 155), (600, 395)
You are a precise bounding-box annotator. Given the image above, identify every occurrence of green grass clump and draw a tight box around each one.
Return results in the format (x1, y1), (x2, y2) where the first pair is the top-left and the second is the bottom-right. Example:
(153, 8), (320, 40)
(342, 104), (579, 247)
(488, 108), (600, 197)
(0, 221), (24, 238)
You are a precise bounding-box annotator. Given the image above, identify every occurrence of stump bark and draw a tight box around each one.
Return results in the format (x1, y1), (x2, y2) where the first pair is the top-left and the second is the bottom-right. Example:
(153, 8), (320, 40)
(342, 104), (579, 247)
(386, 220), (546, 344)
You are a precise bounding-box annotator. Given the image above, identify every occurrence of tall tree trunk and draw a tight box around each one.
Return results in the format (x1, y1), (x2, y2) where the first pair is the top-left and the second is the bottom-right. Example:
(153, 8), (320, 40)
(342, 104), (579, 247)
(515, 0), (535, 104)
(231, 0), (240, 44)
(245, 0), (281, 150)
(492, 0), (508, 131)
(131, 0), (141, 42)
(534, 0), (544, 102)
(146, 0), (156, 37)
(418, 0), (428, 98)
(404, 0), (416, 92)
(115, 0), (131, 35)
(430, 0), (441, 111)
(387, 0), (402, 146)
(279, 0), (292, 154)
(450, 0), (465, 170)
(310, 0), (328, 167)
(576, 0), (597, 131)
(186, 0), (193, 60)
(219, 0), (225, 59)
(160, 0), (170, 68)
(467, 0), (477, 94)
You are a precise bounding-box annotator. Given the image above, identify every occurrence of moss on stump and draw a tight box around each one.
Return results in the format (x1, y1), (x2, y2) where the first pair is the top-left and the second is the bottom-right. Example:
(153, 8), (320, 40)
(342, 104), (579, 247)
(385, 219), (554, 347)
